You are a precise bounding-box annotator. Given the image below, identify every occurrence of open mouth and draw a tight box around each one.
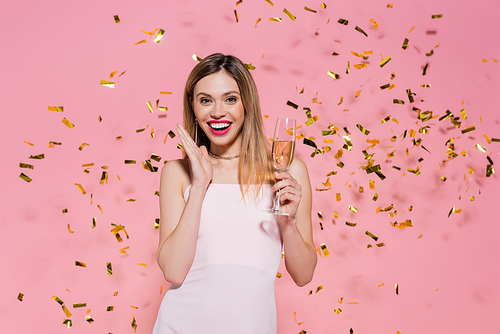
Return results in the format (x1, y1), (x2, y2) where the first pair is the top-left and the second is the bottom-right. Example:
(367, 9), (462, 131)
(207, 121), (232, 135)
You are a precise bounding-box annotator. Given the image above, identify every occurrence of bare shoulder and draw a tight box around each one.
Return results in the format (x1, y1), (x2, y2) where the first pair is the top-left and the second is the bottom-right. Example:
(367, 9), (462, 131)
(160, 159), (191, 195)
(288, 157), (309, 178)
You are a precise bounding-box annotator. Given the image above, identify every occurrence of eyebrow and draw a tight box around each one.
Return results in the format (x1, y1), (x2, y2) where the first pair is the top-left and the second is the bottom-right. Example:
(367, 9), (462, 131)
(195, 90), (241, 99)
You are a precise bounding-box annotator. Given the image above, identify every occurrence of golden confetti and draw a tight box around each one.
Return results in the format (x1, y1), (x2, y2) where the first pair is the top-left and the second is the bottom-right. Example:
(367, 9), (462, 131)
(327, 71), (340, 79)
(461, 125), (476, 134)
(293, 311), (304, 325)
(107, 262), (113, 276)
(62, 305), (72, 317)
(100, 80), (115, 88)
(265, 0), (274, 6)
(395, 284), (399, 295)
(147, 101), (154, 113)
(346, 221), (357, 227)
(338, 18), (348, 25)
(236, 0), (242, 5)
(476, 144), (486, 153)
(379, 56), (391, 67)
(131, 315), (137, 332)
(17, 292), (24, 301)
(304, 6), (317, 13)
(78, 143), (90, 151)
(320, 243), (330, 257)
(348, 205), (358, 213)
(85, 315), (94, 324)
(113, 15), (120, 23)
(62, 319), (72, 328)
(387, 4), (393, 8)
(334, 308), (342, 314)
(283, 8), (296, 21)
(321, 3), (327, 8)
(269, 17), (282, 22)
(355, 26), (367, 37)
(107, 305), (114, 311)
(67, 224), (74, 234)
(431, 14), (443, 19)
(48, 106), (64, 112)
(365, 231), (378, 241)
(73, 183), (87, 194)
(154, 29), (165, 43)
(75, 261), (86, 267)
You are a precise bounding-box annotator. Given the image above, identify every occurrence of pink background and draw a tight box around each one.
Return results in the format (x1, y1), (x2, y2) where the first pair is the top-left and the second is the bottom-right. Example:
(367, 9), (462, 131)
(1, 0), (499, 333)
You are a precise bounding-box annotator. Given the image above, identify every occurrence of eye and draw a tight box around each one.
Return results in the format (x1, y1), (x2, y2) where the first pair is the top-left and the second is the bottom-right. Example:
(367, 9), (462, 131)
(225, 96), (238, 103)
(200, 97), (211, 104)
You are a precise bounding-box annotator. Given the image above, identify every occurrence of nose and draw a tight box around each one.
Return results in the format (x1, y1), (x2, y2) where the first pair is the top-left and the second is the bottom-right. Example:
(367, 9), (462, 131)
(210, 101), (227, 119)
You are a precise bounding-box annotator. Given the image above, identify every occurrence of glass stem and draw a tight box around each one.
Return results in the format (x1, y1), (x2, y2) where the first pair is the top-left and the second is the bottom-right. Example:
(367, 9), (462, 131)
(275, 188), (281, 211)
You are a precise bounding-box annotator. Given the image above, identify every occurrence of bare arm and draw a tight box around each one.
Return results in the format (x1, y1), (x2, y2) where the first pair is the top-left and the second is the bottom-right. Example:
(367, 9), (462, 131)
(156, 124), (213, 285)
(273, 158), (317, 286)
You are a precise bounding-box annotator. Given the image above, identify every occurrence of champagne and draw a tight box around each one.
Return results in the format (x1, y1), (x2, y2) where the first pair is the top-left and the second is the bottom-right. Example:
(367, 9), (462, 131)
(272, 140), (295, 172)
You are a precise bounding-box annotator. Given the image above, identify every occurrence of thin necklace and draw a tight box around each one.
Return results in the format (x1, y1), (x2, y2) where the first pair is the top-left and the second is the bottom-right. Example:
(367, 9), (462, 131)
(208, 151), (241, 160)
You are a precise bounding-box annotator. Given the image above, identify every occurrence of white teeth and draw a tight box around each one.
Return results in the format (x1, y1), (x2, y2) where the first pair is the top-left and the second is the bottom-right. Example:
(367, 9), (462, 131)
(209, 122), (231, 130)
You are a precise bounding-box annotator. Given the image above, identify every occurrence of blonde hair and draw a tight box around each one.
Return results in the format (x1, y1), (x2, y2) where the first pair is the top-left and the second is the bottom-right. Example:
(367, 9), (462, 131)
(183, 53), (273, 198)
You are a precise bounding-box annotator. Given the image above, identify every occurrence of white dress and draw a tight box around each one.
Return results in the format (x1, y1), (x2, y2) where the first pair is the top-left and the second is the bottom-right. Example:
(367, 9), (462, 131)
(153, 184), (282, 334)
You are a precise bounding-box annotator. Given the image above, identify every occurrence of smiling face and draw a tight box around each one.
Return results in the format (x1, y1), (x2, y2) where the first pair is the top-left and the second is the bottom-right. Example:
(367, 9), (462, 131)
(191, 71), (245, 155)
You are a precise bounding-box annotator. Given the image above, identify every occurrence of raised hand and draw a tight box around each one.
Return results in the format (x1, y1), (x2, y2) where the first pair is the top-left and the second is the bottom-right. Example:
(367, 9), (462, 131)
(177, 123), (213, 189)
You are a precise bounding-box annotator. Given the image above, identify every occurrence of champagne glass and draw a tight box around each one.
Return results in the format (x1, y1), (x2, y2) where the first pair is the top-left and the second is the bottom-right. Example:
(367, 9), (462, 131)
(264, 117), (296, 216)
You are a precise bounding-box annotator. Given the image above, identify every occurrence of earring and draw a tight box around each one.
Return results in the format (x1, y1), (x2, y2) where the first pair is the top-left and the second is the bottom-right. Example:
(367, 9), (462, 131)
(194, 119), (198, 144)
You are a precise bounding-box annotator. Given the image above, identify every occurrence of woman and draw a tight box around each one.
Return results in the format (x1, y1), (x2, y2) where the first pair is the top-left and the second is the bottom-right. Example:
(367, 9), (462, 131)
(153, 53), (316, 333)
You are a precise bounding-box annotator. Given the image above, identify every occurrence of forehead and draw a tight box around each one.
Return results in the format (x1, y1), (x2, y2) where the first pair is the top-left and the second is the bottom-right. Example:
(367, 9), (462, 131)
(193, 71), (240, 95)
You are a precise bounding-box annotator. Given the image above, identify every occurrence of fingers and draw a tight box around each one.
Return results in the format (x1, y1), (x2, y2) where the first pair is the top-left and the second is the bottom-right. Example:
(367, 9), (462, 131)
(177, 124), (201, 161)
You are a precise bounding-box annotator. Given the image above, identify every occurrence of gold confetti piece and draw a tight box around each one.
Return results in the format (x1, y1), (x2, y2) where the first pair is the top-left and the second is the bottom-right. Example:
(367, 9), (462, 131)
(19, 162), (34, 169)
(476, 144), (486, 153)
(62, 319), (72, 328)
(61, 118), (75, 129)
(321, 3), (327, 8)
(387, 3), (393, 8)
(62, 305), (72, 317)
(147, 101), (154, 113)
(334, 308), (342, 314)
(136, 125), (149, 133)
(461, 125), (476, 134)
(395, 284), (399, 295)
(353, 63), (367, 69)
(73, 303), (87, 308)
(355, 26), (367, 37)
(67, 224), (74, 234)
(283, 8), (296, 21)
(432, 14), (443, 19)
(393, 99), (405, 105)
(107, 305), (114, 311)
(107, 262), (113, 276)
(75, 261), (86, 267)
(109, 71), (118, 78)
(486, 164), (495, 177)
(293, 311), (304, 325)
(304, 6), (317, 13)
(113, 15), (120, 23)
(348, 205), (358, 213)
(74, 183), (86, 194)
(236, 0), (242, 5)
(346, 221), (357, 227)
(338, 18), (348, 25)
(154, 29), (165, 43)
(53, 296), (64, 305)
(320, 243), (330, 257)
(269, 17), (282, 22)
(379, 56), (391, 67)
(327, 71), (340, 79)
(402, 38), (409, 50)
(85, 315), (94, 324)
(17, 292), (24, 301)
(18, 173), (32, 182)
(365, 230), (378, 241)
(100, 79), (115, 88)
(48, 106), (64, 112)
(131, 315), (138, 332)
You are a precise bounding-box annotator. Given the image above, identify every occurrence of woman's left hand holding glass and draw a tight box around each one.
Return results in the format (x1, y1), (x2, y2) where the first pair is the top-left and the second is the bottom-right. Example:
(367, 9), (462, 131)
(271, 171), (302, 222)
